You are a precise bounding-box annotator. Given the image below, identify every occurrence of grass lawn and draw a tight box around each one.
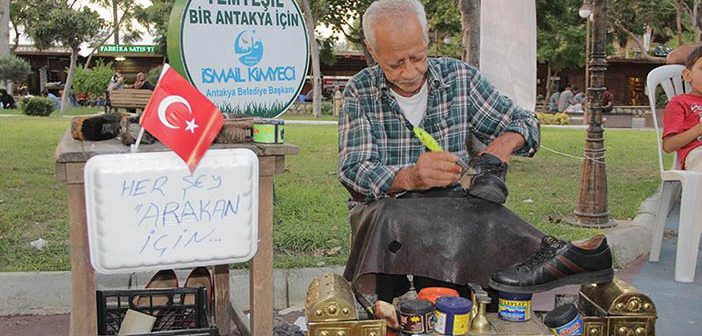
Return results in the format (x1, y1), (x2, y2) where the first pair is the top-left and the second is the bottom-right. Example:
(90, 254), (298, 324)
(0, 107), (339, 120)
(0, 106), (104, 117)
(0, 111), (672, 271)
(281, 113), (337, 121)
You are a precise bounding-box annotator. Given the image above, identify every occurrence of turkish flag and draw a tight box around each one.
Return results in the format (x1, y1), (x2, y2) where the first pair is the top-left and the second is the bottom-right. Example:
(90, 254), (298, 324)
(140, 65), (223, 172)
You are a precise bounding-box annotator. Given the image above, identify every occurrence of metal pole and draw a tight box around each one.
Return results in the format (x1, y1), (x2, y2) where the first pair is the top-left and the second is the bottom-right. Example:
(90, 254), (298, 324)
(573, 0), (615, 228)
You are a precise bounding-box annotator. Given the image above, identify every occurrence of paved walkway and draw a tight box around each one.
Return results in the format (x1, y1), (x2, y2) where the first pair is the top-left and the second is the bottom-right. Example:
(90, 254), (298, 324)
(630, 205), (702, 334)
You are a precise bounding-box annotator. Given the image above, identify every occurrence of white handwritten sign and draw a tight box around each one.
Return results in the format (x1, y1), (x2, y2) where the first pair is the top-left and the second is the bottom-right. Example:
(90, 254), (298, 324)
(84, 148), (258, 274)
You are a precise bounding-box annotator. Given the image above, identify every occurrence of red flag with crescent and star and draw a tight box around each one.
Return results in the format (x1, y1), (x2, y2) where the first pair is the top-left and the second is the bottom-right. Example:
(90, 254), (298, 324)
(140, 65), (223, 172)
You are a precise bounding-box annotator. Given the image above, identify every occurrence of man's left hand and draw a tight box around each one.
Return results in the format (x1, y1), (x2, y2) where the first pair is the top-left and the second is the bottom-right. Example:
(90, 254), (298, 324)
(466, 153), (509, 204)
(481, 132), (526, 163)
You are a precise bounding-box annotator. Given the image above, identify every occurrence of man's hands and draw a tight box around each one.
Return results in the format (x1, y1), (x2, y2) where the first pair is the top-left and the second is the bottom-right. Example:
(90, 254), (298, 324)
(413, 152), (462, 189)
(390, 152), (461, 193)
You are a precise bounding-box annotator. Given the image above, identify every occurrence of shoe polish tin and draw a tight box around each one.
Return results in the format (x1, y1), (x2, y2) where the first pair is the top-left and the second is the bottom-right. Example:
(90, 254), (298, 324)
(433, 296), (471, 335)
(543, 303), (583, 336)
(253, 118), (284, 144)
(399, 299), (434, 334)
(497, 292), (532, 322)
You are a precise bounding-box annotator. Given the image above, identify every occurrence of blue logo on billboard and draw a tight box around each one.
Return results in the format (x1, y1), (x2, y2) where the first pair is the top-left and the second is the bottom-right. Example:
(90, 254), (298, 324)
(234, 30), (264, 66)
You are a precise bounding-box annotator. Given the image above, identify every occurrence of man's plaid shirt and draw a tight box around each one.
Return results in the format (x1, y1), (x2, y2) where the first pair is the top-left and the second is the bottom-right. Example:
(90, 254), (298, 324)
(338, 57), (540, 201)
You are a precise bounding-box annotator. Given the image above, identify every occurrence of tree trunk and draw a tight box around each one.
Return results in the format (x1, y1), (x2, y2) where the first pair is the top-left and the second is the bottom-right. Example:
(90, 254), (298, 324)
(695, 1), (702, 43)
(0, 0), (9, 56)
(0, 0), (10, 93)
(458, 0), (480, 67)
(301, 0), (322, 118)
(113, 0), (120, 45)
(86, 11), (131, 68)
(61, 49), (78, 115)
(611, 20), (664, 61)
(11, 25), (19, 52)
(675, 0), (683, 46)
(544, 63), (552, 112)
(86, 30), (117, 68)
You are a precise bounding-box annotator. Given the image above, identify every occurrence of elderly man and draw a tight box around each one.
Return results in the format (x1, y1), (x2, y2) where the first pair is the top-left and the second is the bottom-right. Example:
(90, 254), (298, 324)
(338, 0), (613, 302)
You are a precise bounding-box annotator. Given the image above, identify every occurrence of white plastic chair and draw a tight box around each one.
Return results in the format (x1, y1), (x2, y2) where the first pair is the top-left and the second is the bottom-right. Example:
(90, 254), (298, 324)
(646, 64), (702, 283)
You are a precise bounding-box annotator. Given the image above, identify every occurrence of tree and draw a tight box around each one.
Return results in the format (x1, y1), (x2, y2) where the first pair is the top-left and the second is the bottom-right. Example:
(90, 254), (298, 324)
(0, 54), (31, 83)
(423, 0), (462, 58)
(0, 0), (9, 55)
(9, 2), (30, 51)
(609, 0), (676, 61)
(300, 0), (323, 118)
(133, 0), (174, 56)
(79, 0), (140, 67)
(536, 0), (587, 102)
(674, 0), (684, 46)
(320, 0), (374, 64)
(321, 0), (463, 64)
(72, 61), (113, 100)
(29, 5), (105, 115)
(457, 0), (480, 66)
(90, 0), (140, 45)
(672, 0), (700, 42)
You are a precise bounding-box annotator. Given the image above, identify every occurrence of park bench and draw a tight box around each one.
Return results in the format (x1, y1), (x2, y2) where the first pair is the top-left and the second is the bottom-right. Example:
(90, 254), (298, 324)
(105, 88), (152, 113)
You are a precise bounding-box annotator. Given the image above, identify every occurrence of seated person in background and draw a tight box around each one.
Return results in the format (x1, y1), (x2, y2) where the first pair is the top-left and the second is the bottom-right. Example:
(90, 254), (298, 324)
(602, 89), (613, 113)
(340, 0), (613, 303)
(76, 93), (89, 106)
(548, 90), (560, 112)
(662, 46), (702, 171)
(133, 72), (155, 90)
(17, 87), (32, 99)
(573, 89), (585, 105)
(0, 89), (16, 109)
(557, 85), (574, 112)
(107, 72), (124, 93)
(42, 89), (61, 110)
(565, 87), (584, 113)
(59, 89), (76, 108)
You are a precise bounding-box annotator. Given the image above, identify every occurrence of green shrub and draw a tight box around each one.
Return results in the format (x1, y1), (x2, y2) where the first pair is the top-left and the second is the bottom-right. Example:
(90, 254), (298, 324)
(72, 61), (113, 99)
(20, 97), (54, 116)
(146, 65), (163, 85)
(536, 112), (569, 125)
(0, 54), (32, 83)
(655, 86), (669, 108)
(321, 101), (333, 115)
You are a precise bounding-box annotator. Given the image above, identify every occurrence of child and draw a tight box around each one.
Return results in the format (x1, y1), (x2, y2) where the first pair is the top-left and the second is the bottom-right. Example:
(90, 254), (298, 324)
(663, 46), (702, 171)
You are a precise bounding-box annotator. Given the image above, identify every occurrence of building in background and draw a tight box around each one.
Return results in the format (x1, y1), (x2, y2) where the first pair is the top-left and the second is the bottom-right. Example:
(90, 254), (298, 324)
(13, 44), (163, 95)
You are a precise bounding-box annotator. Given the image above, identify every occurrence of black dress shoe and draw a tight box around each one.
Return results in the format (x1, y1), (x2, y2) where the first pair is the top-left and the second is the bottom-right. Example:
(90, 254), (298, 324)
(466, 153), (509, 204)
(488, 235), (614, 293)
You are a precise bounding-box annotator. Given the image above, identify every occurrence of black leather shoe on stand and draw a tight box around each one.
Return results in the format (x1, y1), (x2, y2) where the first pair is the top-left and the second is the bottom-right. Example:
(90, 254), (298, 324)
(466, 153), (509, 204)
(489, 235), (614, 294)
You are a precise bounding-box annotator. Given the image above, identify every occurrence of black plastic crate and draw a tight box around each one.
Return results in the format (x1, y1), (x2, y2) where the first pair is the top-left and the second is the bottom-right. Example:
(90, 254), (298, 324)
(96, 287), (218, 336)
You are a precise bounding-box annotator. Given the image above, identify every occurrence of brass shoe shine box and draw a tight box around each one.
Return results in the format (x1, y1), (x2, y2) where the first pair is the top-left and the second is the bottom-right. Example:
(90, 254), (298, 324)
(578, 278), (657, 336)
(305, 273), (386, 336)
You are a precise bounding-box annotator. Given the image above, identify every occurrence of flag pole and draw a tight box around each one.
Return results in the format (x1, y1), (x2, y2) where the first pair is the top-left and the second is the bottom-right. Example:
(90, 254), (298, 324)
(131, 128), (146, 153)
(132, 64), (171, 154)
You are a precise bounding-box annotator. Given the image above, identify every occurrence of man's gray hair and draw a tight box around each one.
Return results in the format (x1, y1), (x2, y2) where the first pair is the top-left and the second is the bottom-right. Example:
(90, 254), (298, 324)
(362, 0), (429, 50)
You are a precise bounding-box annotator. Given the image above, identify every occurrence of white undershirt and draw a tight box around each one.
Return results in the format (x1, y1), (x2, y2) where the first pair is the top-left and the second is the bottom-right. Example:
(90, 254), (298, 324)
(390, 81), (428, 127)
